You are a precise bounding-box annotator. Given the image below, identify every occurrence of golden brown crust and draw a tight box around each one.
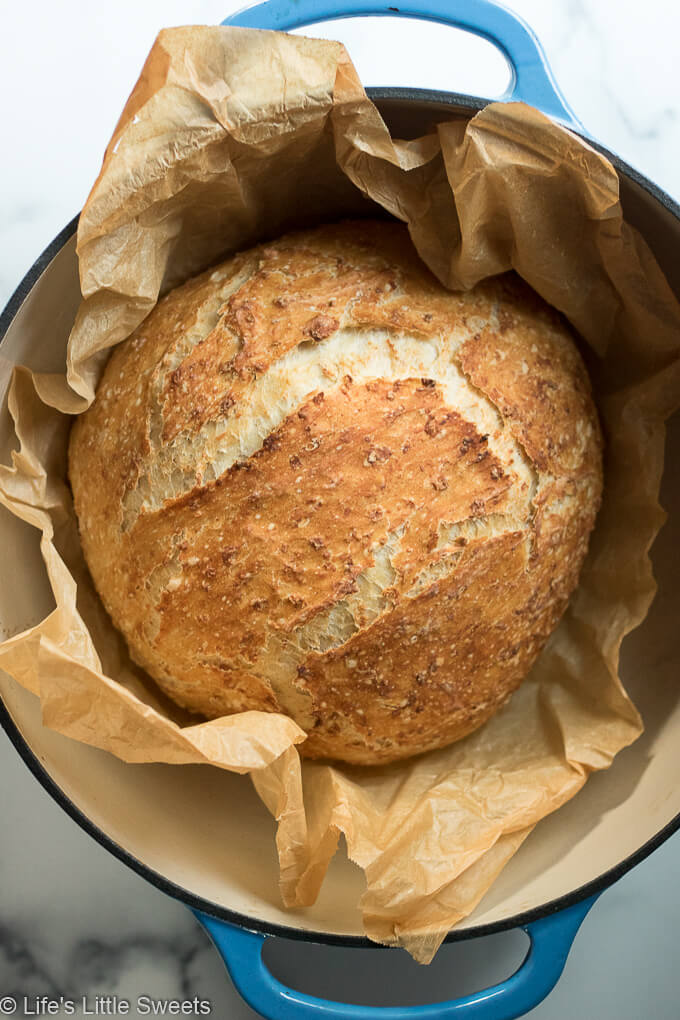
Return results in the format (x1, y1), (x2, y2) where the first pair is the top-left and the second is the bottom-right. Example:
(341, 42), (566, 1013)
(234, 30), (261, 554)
(69, 220), (603, 764)
(456, 276), (600, 477)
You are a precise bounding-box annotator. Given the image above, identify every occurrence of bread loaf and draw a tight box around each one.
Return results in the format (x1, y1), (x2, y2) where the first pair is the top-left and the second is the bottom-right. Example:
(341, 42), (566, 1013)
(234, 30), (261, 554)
(69, 221), (602, 765)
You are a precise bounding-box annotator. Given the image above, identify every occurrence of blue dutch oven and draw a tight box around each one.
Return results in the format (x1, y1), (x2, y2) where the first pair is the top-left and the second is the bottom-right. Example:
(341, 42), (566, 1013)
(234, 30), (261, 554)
(1, 2), (679, 1019)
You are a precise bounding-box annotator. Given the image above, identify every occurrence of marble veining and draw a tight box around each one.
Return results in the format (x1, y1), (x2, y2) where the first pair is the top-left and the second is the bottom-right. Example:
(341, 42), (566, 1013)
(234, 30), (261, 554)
(0, 925), (197, 1000)
(1, 1), (680, 1018)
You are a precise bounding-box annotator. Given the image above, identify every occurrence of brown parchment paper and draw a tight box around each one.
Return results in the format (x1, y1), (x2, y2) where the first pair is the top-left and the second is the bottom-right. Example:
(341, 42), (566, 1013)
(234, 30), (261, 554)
(1, 25), (680, 963)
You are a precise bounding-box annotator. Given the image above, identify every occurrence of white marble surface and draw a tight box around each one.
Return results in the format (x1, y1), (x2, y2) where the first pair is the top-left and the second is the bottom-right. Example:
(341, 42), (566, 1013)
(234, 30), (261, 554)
(1, 1), (679, 1017)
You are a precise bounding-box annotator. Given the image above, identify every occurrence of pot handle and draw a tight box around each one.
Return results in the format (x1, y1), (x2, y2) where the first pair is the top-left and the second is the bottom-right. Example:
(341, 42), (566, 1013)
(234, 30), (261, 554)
(222, 0), (582, 130)
(194, 893), (598, 1020)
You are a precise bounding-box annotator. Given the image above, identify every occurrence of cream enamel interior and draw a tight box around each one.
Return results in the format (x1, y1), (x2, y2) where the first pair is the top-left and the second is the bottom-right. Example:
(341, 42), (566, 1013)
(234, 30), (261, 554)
(1, 101), (680, 940)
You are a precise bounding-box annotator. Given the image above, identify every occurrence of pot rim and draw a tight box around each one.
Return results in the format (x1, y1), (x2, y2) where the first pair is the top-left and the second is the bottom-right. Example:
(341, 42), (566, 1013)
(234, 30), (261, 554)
(1, 87), (679, 949)
(369, 87), (680, 222)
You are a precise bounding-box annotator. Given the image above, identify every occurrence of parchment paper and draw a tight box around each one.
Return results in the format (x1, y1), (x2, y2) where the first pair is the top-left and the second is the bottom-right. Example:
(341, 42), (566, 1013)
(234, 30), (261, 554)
(1, 25), (680, 963)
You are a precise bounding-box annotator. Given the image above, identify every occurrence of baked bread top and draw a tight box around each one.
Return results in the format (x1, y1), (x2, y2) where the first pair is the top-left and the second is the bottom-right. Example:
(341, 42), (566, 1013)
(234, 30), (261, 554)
(69, 220), (602, 764)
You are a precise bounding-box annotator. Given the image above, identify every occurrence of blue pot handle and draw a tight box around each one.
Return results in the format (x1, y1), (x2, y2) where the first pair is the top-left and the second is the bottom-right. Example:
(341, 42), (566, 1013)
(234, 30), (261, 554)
(222, 0), (582, 130)
(194, 893), (598, 1020)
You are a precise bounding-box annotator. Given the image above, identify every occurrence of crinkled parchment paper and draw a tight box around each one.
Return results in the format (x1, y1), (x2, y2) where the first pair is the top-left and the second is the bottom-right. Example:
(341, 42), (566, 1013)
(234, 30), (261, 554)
(1, 26), (680, 962)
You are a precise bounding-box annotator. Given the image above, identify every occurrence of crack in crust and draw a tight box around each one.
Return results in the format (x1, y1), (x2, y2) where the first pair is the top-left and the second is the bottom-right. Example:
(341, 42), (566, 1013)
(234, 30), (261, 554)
(122, 327), (536, 530)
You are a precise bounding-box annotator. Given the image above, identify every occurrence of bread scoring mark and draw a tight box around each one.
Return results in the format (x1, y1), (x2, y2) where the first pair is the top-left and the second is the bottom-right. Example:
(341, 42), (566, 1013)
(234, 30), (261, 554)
(155, 235), (410, 446)
(250, 526), (407, 727)
(457, 311), (598, 477)
(162, 260), (257, 380)
(406, 513), (528, 598)
(122, 326), (535, 529)
(297, 528), (535, 763)
(259, 512), (530, 712)
(451, 349), (546, 564)
(220, 515), (517, 735)
(142, 258), (258, 485)
(295, 524), (405, 652)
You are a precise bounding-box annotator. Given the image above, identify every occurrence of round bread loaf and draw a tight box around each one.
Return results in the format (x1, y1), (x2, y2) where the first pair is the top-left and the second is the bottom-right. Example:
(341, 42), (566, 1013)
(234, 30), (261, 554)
(69, 220), (602, 765)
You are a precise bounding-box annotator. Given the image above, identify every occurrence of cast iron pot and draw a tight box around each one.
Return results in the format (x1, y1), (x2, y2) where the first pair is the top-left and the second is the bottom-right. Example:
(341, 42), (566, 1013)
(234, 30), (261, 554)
(1, 2), (679, 1018)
